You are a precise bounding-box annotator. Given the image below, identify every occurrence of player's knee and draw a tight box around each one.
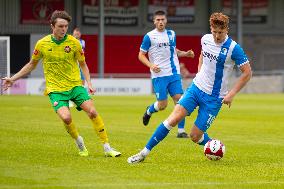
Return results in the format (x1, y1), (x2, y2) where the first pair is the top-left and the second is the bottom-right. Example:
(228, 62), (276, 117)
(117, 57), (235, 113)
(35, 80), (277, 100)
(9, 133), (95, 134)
(62, 116), (72, 125)
(88, 108), (98, 119)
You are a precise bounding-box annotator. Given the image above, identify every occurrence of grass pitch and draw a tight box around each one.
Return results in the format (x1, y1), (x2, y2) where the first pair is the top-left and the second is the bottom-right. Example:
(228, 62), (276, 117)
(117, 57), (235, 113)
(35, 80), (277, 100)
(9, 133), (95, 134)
(0, 94), (284, 189)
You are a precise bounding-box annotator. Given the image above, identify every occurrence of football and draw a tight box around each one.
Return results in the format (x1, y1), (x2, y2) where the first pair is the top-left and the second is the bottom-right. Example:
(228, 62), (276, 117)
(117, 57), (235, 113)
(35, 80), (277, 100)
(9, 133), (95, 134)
(204, 139), (225, 160)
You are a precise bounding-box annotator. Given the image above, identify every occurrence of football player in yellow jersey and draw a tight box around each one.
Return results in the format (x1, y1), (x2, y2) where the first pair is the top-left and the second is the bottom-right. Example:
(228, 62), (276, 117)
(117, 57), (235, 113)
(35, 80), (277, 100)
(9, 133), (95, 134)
(1, 10), (121, 158)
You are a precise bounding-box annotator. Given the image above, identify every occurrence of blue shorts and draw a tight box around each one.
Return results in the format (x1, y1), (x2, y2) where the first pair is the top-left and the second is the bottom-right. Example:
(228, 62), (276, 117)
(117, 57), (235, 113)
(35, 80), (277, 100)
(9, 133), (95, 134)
(152, 74), (183, 100)
(178, 83), (223, 132)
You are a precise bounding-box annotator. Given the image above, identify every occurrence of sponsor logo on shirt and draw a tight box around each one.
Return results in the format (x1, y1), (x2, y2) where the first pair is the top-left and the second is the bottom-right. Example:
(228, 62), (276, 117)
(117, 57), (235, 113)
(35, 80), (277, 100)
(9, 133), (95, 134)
(33, 49), (39, 55)
(202, 51), (218, 62)
(158, 42), (170, 48)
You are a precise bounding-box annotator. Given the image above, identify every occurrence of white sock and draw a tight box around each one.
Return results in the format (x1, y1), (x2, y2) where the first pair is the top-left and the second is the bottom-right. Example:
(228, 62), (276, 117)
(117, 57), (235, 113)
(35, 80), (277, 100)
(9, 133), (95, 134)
(76, 136), (85, 151)
(147, 101), (159, 115)
(197, 134), (205, 144)
(141, 147), (150, 156)
(154, 101), (159, 111)
(178, 128), (185, 133)
(163, 120), (173, 130)
(103, 143), (111, 152)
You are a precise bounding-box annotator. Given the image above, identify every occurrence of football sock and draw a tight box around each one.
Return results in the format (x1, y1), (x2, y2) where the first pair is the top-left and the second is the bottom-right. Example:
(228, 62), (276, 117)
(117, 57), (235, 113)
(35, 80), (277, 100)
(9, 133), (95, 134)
(197, 133), (211, 146)
(145, 120), (172, 151)
(64, 122), (79, 139)
(141, 147), (150, 156)
(103, 143), (111, 152)
(147, 101), (159, 115)
(178, 128), (185, 133)
(76, 136), (85, 151)
(91, 115), (109, 144)
(177, 118), (185, 129)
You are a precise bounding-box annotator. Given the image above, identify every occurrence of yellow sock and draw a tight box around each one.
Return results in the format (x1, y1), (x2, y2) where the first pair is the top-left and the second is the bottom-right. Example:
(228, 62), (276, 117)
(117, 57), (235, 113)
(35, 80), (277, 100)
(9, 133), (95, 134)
(64, 122), (79, 139)
(91, 115), (109, 144)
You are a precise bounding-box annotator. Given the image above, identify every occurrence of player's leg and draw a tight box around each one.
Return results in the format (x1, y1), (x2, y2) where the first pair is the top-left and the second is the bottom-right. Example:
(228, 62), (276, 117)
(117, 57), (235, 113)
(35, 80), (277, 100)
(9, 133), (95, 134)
(49, 92), (88, 156)
(128, 83), (199, 163)
(190, 92), (223, 146)
(172, 94), (187, 138)
(74, 86), (121, 157)
(128, 104), (187, 163)
(57, 106), (89, 156)
(80, 100), (121, 157)
(143, 77), (169, 126)
(169, 76), (188, 138)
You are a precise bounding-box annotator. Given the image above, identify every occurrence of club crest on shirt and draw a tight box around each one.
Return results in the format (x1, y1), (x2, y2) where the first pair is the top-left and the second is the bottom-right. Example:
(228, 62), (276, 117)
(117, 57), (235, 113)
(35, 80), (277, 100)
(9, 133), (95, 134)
(64, 46), (71, 53)
(33, 49), (39, 55)
(221, 48), (228, 55)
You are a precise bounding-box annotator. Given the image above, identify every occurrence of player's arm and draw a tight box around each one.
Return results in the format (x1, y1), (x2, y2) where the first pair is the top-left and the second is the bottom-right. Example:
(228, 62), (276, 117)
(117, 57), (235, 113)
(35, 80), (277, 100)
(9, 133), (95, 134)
(176, 48), (195, 58)
(197, 51), (203, 72)
(78, 61), (95, 94)
(1, 59), (39, 90)
(138, 50), (160, 73)
(222, 63), (252, 107)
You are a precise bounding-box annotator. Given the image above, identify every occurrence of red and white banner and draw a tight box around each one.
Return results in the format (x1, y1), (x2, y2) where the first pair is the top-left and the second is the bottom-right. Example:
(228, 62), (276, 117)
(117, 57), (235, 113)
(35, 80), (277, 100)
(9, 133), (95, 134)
(147, 0), (195, 23)
(21, 0), (64, 24)
(82, 0), (139, 25)
(222, 0), (268, 23)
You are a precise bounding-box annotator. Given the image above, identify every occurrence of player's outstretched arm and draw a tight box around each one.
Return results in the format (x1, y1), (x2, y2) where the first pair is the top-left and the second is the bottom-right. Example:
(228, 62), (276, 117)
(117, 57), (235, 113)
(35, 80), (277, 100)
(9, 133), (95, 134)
(222, 63), (252, 107)
(1, 59), (38, 91)
(176, 48), (195, 58)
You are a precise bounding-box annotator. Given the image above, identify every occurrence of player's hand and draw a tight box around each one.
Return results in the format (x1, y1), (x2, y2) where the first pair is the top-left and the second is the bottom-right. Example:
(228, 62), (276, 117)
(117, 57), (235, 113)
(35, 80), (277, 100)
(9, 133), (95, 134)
(1, 77), (14, 91)
(185, 50), (195, 58)
(150, 64), (161, 73)
(88, 85), (96, 94)
(222, 94), (234, 108)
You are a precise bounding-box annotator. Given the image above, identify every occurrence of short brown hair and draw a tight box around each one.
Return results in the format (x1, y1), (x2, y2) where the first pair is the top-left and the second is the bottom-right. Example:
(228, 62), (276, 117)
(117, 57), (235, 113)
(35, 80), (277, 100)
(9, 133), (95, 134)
(210, 12), (229, 29)
(153, 10), (166, 19)
(50, 10), (72, 26)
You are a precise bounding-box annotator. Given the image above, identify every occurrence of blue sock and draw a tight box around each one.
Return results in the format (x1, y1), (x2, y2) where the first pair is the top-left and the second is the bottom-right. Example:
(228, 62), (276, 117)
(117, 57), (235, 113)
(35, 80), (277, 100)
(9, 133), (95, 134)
(148, 103), (158, 114)
(145, 123), (170, 151)
(177, 118), (185, 129)
(198, 133), (211, 146)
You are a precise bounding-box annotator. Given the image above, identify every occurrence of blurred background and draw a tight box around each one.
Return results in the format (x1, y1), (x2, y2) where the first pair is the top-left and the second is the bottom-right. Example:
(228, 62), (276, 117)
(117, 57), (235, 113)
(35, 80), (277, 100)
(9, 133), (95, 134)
(0, 0), (284, 95)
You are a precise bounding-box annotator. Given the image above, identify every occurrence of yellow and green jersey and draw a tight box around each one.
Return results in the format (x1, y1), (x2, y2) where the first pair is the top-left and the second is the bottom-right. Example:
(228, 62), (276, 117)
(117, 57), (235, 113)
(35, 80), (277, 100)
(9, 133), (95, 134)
(32, 34), (85, 95)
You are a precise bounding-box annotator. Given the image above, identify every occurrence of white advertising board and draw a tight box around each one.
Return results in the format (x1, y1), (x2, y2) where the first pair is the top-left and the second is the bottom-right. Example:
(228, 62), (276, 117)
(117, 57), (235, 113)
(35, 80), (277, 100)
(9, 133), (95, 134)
(25, 78), (152, 95)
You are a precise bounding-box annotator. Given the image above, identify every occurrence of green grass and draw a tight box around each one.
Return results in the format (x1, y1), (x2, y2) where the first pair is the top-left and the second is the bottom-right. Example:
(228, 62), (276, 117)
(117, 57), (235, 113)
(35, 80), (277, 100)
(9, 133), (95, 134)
(0, 94), (284, 189)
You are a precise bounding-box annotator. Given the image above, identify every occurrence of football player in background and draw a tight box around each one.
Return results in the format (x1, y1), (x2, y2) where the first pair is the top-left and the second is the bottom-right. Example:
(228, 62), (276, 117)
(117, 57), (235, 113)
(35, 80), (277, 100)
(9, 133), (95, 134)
(2, 10), (121, 158)
(128, 12), (252, 164)
(139, 10), (195, 138)
(72, 27), (86, 86)
(69, 27), (86, 107)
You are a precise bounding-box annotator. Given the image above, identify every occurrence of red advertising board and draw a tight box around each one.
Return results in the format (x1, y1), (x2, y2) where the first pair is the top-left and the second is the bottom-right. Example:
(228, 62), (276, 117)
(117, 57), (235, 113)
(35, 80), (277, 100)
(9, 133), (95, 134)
(21, 0), (64, 24)
(82, 35), (201, 75)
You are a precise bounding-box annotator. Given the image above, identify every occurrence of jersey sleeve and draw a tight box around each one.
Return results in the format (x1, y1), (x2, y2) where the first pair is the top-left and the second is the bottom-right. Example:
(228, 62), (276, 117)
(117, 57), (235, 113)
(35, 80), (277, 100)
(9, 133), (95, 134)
(231, 44), (249, 67)
(75, 39), (85, 62)
(31, 41), (43, 61)
(140, 34), (151, 52)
